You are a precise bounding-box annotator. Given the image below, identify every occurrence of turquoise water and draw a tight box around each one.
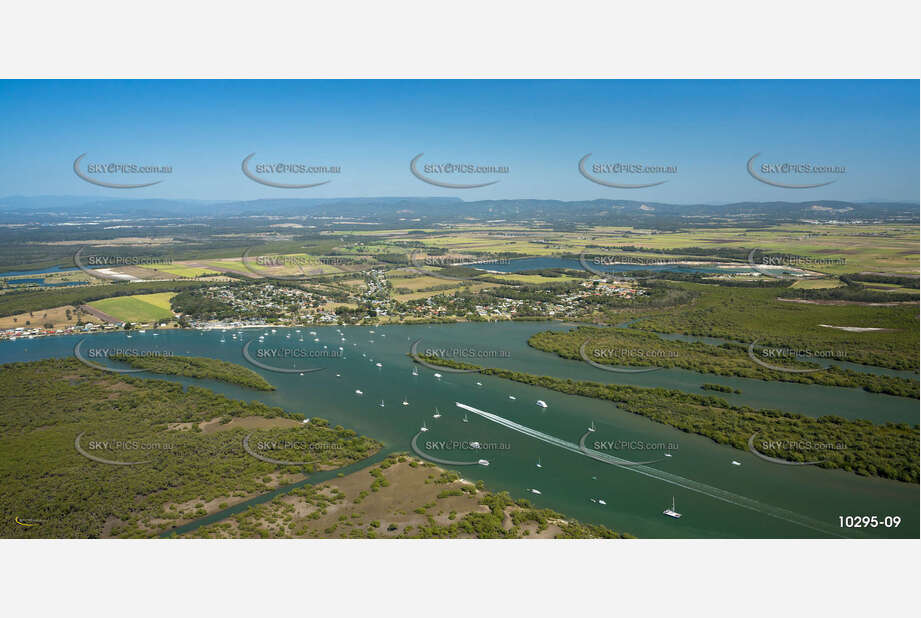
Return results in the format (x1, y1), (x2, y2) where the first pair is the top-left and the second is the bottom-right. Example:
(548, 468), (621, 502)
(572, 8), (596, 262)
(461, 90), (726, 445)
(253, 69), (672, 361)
(1, 323), (917, 539)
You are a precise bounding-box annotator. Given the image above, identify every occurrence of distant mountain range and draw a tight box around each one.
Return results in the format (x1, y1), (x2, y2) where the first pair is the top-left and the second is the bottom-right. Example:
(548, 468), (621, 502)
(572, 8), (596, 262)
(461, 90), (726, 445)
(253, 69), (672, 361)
(0, 195), (917, 225)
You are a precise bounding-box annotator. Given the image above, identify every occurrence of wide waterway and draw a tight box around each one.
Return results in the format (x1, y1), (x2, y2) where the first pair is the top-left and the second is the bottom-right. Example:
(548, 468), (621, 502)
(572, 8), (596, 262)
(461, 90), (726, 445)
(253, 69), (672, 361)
(1, 322), (917, 538)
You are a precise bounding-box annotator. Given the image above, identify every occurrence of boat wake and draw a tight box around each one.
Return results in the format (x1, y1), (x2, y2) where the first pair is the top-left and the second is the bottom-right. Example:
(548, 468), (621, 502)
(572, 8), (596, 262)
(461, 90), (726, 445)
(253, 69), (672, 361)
(455, 402), (846, 538)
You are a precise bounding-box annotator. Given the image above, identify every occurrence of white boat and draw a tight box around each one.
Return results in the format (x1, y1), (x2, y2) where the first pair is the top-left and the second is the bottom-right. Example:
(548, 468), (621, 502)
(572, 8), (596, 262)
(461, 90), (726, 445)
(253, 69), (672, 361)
(663, 496), (682, 519)
(476, 381), (482, 386)
(310, 331), (317, 336)
(536, 458), (542, 468)
(335, 373), (341, 377)
(462, 413), (469, 423)
(314, 338), (319, 342)
(536, 400), (548, 408)
(588, 421), (596, 432)
(433, 373), (442, 379)
(731, 460), (742, 466)
(477, 459), (489, 466)
(375, 362), (382, 367)
(138, 330), (146, 333)
(508, 395), (516, 400)
(354, 389), (363, 395)
(598, 499), (607, 505)
(402, 398), (409, 406)
(432, 408), (441, 418)
(420, 422), (428, 432)
(379, 399), (385, 407)
(412, 367), (419, 376)
(529, 488), (542, 495)
(664, 452), (672, 457)
(470, 441), (480, 449)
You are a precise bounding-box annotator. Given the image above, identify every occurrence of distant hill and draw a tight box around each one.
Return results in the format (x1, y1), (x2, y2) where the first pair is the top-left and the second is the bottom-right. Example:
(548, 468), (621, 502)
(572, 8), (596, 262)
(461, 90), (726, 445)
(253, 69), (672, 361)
(0, 195), (916, 226)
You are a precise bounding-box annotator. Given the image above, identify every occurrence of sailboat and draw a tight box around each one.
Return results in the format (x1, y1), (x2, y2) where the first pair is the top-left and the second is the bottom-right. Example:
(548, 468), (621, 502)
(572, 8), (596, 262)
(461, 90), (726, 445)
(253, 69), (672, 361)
(588, 421), (596, 432)
(536, 458), (542, 468)
(432, 407), (441, 418)
(663, 496), (681, 519)
(412, 367), (419, 376)
(379, 399), (385, 408)
(402, 397), (409, 406)
(420, 421), (428, 432)
(462, 413), (469, 423)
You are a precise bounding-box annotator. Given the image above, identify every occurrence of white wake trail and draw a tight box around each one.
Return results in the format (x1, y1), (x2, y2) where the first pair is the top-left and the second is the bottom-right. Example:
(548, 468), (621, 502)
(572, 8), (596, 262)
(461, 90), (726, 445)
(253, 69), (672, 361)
(455, 402), (846, 538)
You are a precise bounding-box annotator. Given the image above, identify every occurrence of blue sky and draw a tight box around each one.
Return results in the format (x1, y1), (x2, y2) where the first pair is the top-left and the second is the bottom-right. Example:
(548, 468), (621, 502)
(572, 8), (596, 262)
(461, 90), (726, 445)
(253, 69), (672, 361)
(0, 80), (917, 203)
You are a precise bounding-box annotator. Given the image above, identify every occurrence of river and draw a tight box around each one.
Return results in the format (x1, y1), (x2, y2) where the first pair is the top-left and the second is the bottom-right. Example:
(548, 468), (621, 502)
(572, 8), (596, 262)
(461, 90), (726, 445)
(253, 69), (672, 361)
(1, 322), (917, 539)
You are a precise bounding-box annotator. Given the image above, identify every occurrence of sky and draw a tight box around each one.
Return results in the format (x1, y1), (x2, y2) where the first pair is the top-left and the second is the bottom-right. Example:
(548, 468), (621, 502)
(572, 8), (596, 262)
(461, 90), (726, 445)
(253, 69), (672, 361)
(0, 79), (917, 203)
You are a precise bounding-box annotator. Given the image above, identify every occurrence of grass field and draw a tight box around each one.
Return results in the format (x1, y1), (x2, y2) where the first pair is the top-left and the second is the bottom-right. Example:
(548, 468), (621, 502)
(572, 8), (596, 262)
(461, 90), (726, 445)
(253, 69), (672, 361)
(0, 305), (103, 330)
(360, 224), (918, 276)
(204, 255), (347, 278)
(138, 264), (221, 278)
(89, 292), (176, 322)
(389, 275), (461, 291)
(791, 279), (845, 289)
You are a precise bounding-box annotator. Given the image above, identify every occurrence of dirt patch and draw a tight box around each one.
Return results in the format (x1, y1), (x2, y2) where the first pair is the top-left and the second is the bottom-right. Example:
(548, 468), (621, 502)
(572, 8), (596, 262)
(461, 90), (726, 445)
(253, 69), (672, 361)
(198, 416), (303, 434)
(0, 304), (104, 330)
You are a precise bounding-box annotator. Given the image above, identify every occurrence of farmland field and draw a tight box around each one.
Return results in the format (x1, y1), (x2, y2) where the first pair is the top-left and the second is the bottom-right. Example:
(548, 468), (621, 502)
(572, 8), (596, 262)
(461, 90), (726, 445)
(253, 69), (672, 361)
(88, 292), (177, 322)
